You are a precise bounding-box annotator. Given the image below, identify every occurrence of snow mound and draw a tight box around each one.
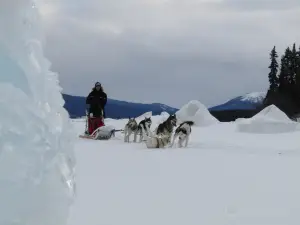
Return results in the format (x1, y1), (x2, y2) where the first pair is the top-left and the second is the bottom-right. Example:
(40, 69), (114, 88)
(0, 2), (75, 225)
(253, 104), (291, 121)
(159, 111), (170, 121)
(135, 111), (152, 123)
(176, 100), (219, 126)
(160, 111), (170, 117)
(149, 111), (172, 127)
(237, 105), (300, 134)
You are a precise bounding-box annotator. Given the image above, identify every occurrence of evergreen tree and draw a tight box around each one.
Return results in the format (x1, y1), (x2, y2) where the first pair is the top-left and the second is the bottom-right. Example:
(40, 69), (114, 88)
(268, 46), (279, 91)
(264, 43), (300, 118)
(278, 47), (292, 90)
(296, 46), (300, 84)
(294, 45), (300, 97)
(290, 43), (298, 84)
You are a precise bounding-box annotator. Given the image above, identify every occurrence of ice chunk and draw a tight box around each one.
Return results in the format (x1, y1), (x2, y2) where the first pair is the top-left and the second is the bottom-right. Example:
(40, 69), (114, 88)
(0, 1), (75, 225)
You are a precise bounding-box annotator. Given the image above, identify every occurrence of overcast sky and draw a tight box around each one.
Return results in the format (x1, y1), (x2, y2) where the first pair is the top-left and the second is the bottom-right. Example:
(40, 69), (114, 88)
(38, 0), (300, 108)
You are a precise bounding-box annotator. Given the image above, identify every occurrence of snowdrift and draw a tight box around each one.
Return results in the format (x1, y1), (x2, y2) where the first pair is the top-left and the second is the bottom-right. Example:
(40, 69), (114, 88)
(0, 2), (75, 225)
(176, 100), (219, 126)
(135, 111), (152, 122)
(153, 111), (171, 125)
(237, 105), (300, 134)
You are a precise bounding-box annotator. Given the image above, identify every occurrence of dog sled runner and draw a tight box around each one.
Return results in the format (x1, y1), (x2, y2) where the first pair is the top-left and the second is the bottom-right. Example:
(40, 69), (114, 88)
(79, 126), (123, 140)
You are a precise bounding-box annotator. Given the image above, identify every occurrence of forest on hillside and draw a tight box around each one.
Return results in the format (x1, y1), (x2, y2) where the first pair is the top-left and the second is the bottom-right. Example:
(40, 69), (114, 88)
(263, 43), (300, 118)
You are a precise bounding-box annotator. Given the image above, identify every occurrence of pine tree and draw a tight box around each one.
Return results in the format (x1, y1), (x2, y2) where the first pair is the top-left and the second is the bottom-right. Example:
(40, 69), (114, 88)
(290, 43), (298, 84)
(265, 43), (300, 118)
(296, 46), (300, 84)
(268, 46), (279, 91)
(294, 45), (300, 97)
(278, 47), (292, 90)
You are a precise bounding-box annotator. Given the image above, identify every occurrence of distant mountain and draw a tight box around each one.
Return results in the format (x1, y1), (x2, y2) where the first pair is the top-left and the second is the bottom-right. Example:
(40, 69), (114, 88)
(62, 92), (266, 119)
(62, 94), (178, 119)
(209, 92), (266, 111)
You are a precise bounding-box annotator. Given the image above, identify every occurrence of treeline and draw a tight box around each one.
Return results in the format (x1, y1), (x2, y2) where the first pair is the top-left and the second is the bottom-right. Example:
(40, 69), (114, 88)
(210, 109), (259, 122)
(263, 43), (300, 118)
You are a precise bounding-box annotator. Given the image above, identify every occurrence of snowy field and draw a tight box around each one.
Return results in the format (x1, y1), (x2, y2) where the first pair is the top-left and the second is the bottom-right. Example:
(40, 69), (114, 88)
(67, 105), (300, 225)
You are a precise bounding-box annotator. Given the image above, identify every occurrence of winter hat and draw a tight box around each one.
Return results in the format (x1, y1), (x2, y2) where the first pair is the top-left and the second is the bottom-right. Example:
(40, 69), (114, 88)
(95, 82), (101, 87)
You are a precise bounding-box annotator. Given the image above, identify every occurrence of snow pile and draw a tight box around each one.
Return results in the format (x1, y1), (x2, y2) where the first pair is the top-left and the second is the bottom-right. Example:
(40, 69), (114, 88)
(154, 111), (171, 124)
(135, 111), (152, 123)
(160, 111), (170, 118)
(176, 100), (219, 126)
(0, 1), (75, 225)
(237, 105), (300, 133)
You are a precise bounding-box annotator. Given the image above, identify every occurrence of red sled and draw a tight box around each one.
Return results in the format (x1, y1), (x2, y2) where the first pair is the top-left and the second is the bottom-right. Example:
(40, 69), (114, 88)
(88, 117), (105, 135)
(79, 114), (123, 140)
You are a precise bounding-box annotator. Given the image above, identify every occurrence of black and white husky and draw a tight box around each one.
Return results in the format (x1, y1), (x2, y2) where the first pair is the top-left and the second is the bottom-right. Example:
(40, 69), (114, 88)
(170, 121), (194, 148)
(124, 118), (138, 142)
(142, 130), (171, 149)
(155, 114), (177, 144)
(124, 117), (152, 142)
(135, 117), (152, 142)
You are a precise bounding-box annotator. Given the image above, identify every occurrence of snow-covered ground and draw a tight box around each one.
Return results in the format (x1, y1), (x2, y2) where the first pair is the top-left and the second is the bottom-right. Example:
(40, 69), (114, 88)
(67, 106), (300, 225)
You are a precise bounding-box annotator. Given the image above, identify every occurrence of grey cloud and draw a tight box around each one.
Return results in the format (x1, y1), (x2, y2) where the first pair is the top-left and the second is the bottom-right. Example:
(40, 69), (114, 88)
(41, 0), (300, 107)
(222, 0), (300, 11)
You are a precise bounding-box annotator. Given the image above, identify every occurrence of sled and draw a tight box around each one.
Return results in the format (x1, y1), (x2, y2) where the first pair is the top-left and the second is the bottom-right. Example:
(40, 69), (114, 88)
(87, 116), (105, 135)
(79, 125), (123, 140)
(80, 108), (123, 140)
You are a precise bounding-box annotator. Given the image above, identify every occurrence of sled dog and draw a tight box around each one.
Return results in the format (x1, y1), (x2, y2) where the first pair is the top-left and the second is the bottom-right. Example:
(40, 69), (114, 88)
(155, 114), (177, 144)
(134, 117), (152, 142)
(142, 129), (171, 149)
(124, 118), (138, 142)
(171, 121), (194, 148)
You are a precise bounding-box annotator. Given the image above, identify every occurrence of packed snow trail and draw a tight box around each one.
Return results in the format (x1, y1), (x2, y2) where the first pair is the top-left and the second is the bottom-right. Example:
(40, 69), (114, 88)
(68, 116), (300, 225)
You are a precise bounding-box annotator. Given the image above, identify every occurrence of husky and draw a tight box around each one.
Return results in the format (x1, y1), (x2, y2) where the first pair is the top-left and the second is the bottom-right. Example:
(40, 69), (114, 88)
(142, 129), (171, 149)
(155, 114), (177, 144)
(170, 121), (194, 148)
(124, 118), (138, 142)
(134, 117), (152, 142)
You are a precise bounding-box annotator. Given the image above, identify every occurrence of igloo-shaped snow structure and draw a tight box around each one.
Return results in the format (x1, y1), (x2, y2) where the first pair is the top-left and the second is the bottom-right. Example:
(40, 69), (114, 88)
(176, 100), (219, 126)
(151, 111), (171, 126)
(252, 104), (291, 122)
(160, 111), (170, 118)
(135, 111), (152, 122)
(237, 105), (300, 134)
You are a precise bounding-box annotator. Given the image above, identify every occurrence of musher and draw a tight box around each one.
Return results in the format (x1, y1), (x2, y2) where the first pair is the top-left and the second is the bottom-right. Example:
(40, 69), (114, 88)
(85, 82), (107, 134)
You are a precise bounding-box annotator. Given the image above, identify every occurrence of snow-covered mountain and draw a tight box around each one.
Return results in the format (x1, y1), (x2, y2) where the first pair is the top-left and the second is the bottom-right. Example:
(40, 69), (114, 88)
(209, 92), (266, 111)
(240, 92), (266, 103)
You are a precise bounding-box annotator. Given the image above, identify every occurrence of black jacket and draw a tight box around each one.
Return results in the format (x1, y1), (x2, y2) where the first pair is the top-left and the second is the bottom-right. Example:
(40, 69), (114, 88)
(86, 89), (107, 117)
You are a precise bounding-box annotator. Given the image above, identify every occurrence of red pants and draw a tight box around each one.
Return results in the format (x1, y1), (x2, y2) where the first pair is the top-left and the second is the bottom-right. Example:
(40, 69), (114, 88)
(88, 117), (104, 135)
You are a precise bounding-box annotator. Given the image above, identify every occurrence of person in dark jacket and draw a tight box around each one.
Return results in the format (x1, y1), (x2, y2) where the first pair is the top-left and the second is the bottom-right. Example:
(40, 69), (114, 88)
(86, 82), (107, 118)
